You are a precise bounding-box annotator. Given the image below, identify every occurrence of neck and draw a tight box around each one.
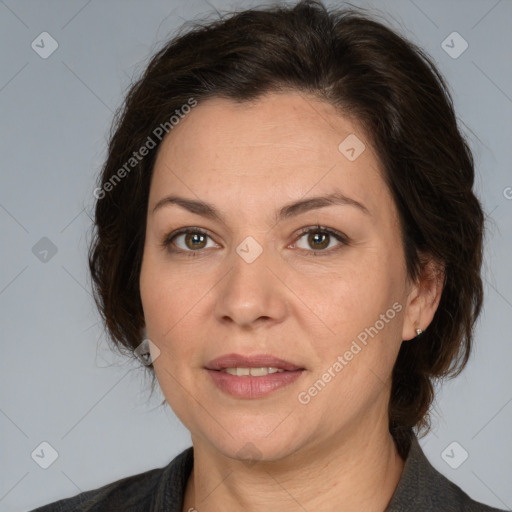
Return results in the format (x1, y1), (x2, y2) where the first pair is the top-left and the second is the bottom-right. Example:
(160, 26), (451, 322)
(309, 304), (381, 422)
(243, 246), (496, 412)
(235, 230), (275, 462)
(182, 420), (406, 512)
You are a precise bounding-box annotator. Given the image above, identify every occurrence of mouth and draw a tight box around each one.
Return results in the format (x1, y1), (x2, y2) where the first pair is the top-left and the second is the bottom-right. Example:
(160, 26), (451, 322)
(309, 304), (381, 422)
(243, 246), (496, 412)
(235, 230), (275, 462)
(205, 353), (305, 373)
(204, 353), (306, 398)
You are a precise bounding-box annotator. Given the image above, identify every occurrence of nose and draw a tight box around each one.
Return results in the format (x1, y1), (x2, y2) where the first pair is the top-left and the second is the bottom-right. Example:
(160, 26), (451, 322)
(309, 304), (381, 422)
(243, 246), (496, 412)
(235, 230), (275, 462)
(213, 242), (288, 329)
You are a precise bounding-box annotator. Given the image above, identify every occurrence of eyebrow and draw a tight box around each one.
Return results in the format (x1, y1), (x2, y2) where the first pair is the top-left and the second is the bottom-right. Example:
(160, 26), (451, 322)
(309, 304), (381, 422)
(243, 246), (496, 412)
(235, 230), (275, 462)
(152, 190), (370, 222)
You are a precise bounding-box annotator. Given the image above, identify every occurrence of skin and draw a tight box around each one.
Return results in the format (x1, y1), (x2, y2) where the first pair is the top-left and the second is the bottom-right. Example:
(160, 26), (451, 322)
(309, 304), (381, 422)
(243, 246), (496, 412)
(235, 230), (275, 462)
(139, 91), (444, 512)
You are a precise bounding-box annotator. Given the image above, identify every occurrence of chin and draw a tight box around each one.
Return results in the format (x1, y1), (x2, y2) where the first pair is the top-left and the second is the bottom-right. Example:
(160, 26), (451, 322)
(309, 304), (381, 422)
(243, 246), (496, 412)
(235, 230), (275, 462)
(191, 416), (312, 463)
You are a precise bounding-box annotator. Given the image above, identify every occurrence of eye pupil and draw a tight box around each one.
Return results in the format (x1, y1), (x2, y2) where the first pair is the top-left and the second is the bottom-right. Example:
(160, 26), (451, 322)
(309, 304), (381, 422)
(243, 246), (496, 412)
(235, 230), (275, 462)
(309, 232), (329, 250)
(186, 232), (207, 250)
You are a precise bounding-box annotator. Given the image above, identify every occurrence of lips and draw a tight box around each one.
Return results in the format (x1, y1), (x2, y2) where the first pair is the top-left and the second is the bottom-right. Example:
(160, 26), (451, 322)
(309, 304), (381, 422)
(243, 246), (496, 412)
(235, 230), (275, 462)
(205, 353), (306, 399)
(205, 353), (304, 372)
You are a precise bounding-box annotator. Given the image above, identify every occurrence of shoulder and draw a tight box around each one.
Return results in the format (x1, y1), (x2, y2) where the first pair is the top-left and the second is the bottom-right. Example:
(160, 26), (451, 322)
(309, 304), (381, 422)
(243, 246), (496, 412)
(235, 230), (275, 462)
(29, 447), (194, 512)
(386, 435), (506, 512)
(421, 461), (506, 512)
(29, 466), (164, 512)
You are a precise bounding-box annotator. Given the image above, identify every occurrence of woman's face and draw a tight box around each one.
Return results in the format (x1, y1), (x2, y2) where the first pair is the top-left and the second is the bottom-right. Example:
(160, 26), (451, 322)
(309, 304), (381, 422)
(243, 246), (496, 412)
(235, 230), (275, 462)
(139, 92), (423, 461)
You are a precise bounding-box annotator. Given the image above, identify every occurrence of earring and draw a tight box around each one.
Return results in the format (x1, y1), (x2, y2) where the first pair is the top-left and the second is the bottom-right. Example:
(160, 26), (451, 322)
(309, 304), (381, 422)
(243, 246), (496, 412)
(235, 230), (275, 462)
(415, 328), (423, 336)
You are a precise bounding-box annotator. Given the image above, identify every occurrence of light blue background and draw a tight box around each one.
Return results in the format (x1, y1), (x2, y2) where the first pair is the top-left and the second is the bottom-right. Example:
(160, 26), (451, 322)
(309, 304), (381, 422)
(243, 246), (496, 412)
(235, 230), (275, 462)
(1, 0), (511, 510)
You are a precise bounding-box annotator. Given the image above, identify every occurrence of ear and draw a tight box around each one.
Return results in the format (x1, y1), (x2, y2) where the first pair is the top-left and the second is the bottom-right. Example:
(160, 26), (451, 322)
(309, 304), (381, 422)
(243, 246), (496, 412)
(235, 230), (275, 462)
(401, 255), (445, 341)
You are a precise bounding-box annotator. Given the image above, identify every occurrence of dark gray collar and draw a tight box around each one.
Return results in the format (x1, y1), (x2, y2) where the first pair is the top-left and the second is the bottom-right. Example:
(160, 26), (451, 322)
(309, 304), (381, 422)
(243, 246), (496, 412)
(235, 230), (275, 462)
(385, 435), (502, 511)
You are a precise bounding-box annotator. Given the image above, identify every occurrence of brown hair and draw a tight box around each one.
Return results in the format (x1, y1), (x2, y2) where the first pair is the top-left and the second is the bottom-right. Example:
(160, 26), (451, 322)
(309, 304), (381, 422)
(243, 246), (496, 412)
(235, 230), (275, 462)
(88, 0), (484, 458)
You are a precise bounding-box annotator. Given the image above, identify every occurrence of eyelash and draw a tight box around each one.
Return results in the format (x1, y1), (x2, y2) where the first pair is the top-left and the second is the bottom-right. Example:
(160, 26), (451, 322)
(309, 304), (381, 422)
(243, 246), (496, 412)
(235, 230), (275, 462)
(161, 224), (349, 258)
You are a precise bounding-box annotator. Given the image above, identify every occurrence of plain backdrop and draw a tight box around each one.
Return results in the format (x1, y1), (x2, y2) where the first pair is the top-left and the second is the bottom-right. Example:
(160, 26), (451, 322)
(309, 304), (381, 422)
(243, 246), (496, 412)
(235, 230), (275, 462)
(1, 0), (511, 510)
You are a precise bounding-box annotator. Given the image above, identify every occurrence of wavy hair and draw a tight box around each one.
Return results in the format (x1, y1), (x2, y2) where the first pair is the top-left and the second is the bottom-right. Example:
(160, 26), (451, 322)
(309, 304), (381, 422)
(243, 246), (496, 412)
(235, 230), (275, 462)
(88, 0), (484, 458)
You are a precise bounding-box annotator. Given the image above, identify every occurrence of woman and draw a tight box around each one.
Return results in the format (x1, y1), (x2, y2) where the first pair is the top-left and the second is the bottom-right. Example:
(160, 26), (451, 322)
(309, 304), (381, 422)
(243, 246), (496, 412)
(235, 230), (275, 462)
(31, 1), (506, 510)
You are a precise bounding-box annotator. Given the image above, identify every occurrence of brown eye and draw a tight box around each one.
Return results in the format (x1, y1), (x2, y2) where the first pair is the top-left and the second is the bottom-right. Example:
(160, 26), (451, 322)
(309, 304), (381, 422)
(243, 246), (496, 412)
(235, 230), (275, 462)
(307, 231), (330, 250)
(293, 226), (348, 255)
(163, 228), (215, 255)
(183, 232), (208, 250)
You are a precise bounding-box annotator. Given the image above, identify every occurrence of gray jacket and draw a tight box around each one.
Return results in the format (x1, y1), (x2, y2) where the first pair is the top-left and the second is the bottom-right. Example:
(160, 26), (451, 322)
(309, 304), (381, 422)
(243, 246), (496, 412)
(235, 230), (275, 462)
(30, 435), (506, 511)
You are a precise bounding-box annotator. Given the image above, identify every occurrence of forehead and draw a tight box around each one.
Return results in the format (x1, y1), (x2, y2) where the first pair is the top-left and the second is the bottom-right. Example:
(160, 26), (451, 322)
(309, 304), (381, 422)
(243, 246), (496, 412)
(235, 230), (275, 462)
(149, 92), (391, 221)
(155, 92), (373, 167)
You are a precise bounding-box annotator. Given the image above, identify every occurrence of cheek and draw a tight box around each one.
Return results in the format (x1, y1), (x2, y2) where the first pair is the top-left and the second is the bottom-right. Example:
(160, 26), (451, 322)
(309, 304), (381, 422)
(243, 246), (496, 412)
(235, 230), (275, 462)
(293, 255), (406, 412)
(295, 264), (404, 424)
(140, 246), (191, 325)
(139, 250), (216, 374)
(301, 253), (401, 343)
(140, 251), (185, 346)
